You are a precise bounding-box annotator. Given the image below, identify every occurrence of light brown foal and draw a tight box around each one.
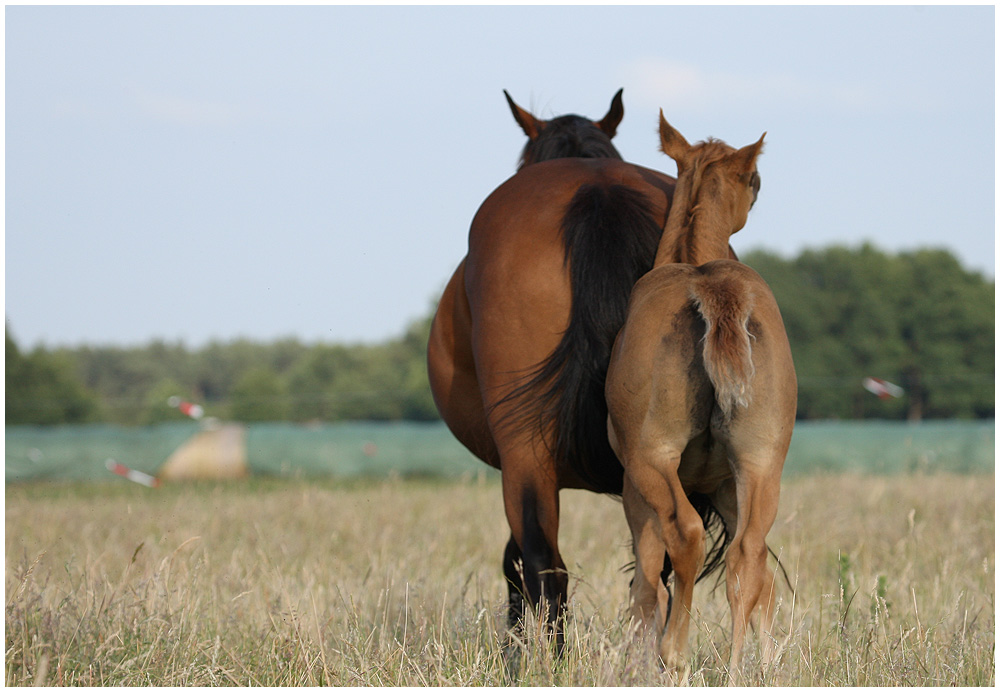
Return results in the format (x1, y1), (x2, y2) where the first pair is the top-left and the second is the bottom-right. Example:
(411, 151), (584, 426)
(606, 113), (797, 677)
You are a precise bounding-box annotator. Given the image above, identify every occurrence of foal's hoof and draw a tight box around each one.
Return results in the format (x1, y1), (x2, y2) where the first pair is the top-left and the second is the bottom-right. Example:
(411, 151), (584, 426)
(661, 659), (692, 684)
(657, 650), (691, 682)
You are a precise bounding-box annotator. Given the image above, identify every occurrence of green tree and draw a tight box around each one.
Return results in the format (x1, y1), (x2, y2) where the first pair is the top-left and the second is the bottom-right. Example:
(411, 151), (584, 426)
(393, 315), (438, 420)
(17, 246), (990, 424)
(286, 345), (350, 421)
(894, 249), (994, 419)
(6, 329), (99, 424)
(231, 367), (288, 422)
(282, 317), (438, 422)
(744, 244), (993, 420)
(70, 344), (172, 424)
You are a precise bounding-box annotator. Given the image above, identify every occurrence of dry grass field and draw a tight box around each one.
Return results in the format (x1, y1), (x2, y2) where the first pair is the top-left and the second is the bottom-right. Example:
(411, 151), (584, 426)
(5, 473), (994, 686)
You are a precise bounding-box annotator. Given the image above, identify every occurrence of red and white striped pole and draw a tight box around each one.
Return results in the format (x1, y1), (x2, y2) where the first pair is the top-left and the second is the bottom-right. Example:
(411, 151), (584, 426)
(167, 396), (205, 420)
(105, 459), (160, 488)
(862, 377), (904, 400)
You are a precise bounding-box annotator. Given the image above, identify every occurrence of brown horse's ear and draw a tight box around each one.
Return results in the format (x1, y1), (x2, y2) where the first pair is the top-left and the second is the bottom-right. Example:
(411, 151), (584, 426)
(659, 110), (691, 168)
(504, 90), (544, 141)
(731, 132), (766, 172)
(595, 88), (624, 138)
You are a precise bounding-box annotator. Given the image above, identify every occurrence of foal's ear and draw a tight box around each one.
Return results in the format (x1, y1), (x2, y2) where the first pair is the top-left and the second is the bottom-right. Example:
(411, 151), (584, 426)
(659, 110), (692, 168)
(731, 132), (766, 172)
(504, 90), (544, 141)
(595, 88), (624, 138)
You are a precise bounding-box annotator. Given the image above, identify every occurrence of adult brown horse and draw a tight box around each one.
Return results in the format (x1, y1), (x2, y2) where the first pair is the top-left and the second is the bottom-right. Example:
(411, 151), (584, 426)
(606, 113), (796, 676)
(427, 96), (739, 648)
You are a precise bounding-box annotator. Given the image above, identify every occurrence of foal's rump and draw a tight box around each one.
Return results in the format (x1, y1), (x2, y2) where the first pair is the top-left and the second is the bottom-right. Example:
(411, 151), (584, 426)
(610, 260), (794, 437)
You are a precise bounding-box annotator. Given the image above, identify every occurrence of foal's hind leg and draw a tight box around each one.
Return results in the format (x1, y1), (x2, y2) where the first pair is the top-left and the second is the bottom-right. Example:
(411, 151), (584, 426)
(627, 452), (706, 667)
(723, 462), (782, 675)
(623, 474), (669, 635)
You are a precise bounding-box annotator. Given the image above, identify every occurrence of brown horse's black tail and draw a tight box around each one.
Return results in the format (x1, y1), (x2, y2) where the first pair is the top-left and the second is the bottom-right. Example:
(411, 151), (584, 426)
(493, 184), (662, 495)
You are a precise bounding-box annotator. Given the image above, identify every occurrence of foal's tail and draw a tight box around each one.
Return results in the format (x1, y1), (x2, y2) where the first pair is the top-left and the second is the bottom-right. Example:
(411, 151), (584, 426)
(690, 274), (756, 418)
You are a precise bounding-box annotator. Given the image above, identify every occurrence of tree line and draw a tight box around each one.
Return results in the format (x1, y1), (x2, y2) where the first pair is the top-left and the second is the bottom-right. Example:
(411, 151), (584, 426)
(6, 244), (994, 426)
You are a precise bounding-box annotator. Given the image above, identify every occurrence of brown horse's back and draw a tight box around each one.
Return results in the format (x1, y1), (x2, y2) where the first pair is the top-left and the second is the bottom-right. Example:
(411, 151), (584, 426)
(466, 159), (674, 281)
(464, 158), (675, 490)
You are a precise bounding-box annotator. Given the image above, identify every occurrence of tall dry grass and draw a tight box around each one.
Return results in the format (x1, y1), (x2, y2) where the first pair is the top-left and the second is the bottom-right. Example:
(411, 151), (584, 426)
(5, 473), (994, 685)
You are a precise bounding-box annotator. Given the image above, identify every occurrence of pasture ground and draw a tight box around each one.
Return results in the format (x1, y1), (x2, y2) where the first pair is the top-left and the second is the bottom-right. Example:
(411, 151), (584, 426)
(5, 473), (995, 686)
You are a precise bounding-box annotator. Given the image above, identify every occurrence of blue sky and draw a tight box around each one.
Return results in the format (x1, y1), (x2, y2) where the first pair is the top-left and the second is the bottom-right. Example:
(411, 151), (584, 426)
(5, 5), (994, 347)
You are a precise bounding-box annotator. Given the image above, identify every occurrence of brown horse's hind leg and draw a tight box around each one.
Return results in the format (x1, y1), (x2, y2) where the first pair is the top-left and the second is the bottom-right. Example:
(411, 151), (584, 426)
(724, 463), (782, 678)
(502, 535), (527, 630)
(627, 453), (706, 667)
(501, 467), (567, 653)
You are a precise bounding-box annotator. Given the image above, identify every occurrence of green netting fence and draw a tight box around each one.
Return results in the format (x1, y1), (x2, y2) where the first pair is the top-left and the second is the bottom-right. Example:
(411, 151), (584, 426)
(6, 423), (201, 481)
(4, 420), (994, 483)
(244, 422), (487, 478)
(782, 420), (993, 475)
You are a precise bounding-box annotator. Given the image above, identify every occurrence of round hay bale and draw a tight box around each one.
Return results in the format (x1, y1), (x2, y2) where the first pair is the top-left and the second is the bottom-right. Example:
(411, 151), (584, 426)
(158, 424), (248, 480)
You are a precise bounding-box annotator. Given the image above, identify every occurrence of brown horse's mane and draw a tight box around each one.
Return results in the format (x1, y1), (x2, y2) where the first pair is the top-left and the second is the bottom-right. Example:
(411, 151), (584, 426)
(518, 115), (623, 169)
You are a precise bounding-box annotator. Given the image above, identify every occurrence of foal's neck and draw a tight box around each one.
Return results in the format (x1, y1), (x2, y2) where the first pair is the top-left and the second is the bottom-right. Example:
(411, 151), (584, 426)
(653, 183), (734, 268)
